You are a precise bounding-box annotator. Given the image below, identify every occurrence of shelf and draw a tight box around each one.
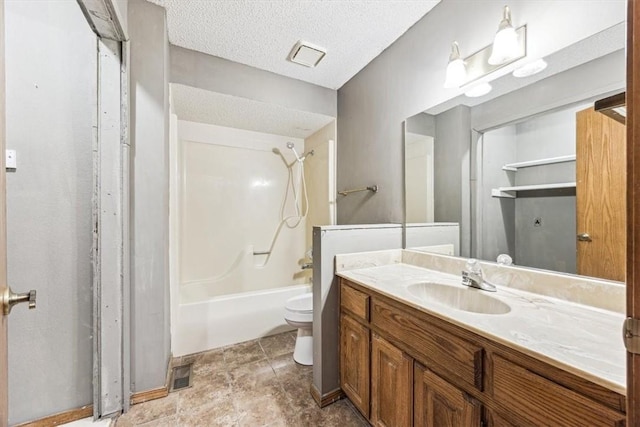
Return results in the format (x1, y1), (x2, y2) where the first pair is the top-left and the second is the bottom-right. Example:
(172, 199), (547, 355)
(491, 182), (576, 198)
(502, 155), (576, 171)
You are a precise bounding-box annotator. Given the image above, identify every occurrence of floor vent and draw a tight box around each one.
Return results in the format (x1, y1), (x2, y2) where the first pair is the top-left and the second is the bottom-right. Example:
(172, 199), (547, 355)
(170, 362), (193, 392)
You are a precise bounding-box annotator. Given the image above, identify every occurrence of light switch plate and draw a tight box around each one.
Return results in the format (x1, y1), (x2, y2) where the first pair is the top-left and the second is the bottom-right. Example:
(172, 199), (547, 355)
(6, 150), (16, 169)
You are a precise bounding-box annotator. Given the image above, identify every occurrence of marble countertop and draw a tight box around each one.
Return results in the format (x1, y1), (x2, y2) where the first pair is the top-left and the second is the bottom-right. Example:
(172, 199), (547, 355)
(337, 262), (626, 395)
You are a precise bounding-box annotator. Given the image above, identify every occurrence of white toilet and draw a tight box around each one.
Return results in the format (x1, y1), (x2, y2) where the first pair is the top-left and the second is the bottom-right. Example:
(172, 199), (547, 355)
(284, 292), (313, 365)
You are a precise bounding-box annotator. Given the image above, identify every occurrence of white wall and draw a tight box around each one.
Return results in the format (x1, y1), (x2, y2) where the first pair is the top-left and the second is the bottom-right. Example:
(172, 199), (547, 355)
(178, 121), (309, 303)
(5, 1), (96, 423)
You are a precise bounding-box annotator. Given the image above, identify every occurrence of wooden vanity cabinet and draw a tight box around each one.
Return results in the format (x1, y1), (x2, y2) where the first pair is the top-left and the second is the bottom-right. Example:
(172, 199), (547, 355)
(414, 363), (482, 427)
(340, 313), (370, 418)
(339, 279), (626, 427)
(371, 334), (412, 427)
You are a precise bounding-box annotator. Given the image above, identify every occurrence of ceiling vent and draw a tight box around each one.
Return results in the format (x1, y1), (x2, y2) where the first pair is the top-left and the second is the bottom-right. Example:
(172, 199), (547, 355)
(288, 41), (326, 68)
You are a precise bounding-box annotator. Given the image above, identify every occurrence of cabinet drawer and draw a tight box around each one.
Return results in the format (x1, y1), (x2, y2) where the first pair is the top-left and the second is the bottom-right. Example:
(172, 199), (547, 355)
(492, 355), (625, 427)
(371, 299), (483, 391)
(341, 282), (370, 321)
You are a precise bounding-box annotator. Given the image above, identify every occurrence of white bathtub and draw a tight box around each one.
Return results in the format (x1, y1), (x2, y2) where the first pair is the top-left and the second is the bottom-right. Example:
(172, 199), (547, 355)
(172, 284), (311, 356)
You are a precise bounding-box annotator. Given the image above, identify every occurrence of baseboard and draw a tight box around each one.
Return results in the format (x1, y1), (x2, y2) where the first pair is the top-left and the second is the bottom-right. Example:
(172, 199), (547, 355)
(130, 357), (173, 405)
(130, 386), (169, 405)
(310, 383), (344, 408)
(15, 405), (93, 427)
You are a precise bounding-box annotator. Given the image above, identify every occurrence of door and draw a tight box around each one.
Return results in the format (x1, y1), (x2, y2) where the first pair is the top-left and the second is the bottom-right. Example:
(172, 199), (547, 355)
(1, 1), (97, 424)
(576, 106), (626, 281)
(413, 363), (481, 427)
(371, 334), (412, 427)
(340, 313), (370, 418)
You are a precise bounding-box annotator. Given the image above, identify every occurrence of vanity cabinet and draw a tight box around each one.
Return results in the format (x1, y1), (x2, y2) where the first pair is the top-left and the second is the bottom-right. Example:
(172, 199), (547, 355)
(371, 334), (412, 426)
(339, 279), (626, 427)
(340, 313), (370, 418)
(414, 363), (481, 427)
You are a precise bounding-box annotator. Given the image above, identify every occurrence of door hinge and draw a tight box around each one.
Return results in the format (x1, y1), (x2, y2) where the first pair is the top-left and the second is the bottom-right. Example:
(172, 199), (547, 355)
(623, 317), (640, 354)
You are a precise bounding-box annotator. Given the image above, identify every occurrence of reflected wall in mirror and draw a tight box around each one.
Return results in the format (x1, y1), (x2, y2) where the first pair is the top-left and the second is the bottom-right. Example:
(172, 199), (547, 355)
(404, 22), (626, 282)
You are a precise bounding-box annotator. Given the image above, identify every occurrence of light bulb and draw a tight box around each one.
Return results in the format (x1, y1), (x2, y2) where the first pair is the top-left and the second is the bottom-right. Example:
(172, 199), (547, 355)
(444, 42), (467, 88)
(488, 6), (519, 65)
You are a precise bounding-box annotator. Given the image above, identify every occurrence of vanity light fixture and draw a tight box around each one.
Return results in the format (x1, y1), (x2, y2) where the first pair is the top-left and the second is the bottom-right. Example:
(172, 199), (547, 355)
(488, 6), (519, 65)
(443, 5), (525, 89)
(464, 82), (492, 98)
(512, 58), (548, 78)
(444, 42), (467, 88)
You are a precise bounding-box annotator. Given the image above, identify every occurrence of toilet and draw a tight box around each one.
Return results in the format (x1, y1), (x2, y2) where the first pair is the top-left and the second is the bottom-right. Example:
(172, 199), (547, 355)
(284, 292), (313, 365)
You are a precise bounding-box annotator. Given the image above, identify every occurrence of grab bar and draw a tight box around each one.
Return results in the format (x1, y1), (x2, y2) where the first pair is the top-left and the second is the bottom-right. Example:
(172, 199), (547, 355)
(338, 185), (378, 196)
(253, 251), (271, 256)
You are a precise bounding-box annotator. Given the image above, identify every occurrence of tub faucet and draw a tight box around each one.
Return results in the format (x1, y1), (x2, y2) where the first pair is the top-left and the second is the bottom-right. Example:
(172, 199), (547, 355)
(462, 259), (496, 292)
(301, 262), (313, 270)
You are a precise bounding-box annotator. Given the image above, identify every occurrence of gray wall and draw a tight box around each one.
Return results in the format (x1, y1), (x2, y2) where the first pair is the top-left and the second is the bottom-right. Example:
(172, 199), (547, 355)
(129, 0), (171, 393)
(5, 1), (96, 423)
(478, 106), (579, 273)
(313, 225), (402, 398)
(170, 45), (336, 117)
(434, 105), (471, 256)
(480, 127), (516, 260)
(406, 112), (435, 137)
(336, 0), (624, 227)
(513, 108), (579, 273)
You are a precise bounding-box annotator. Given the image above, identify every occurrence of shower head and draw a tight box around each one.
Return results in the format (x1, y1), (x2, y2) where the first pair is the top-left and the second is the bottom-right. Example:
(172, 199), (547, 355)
(272, 148), (281, 155)
(286, 142), (304, 163)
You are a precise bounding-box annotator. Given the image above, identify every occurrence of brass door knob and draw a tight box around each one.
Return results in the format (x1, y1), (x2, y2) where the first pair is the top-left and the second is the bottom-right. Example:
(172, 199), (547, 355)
(1, 287), (36, 315)
(577, 233), (592, 242)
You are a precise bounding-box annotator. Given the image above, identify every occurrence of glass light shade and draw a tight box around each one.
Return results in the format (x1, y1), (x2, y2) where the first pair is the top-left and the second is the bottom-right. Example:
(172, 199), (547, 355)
(512, 58), (548, 78)
(464, 82), (492, 98)
(488, 26), (519, 65)
(444, 58), (467, 88)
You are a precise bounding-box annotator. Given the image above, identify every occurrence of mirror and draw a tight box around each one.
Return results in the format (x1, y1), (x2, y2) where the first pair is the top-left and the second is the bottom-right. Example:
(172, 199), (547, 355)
(403, 22), (626, 282)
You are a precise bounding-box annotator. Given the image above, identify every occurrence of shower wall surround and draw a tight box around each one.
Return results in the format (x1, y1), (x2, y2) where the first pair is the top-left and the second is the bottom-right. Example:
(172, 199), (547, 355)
(178, 120), (311, 303)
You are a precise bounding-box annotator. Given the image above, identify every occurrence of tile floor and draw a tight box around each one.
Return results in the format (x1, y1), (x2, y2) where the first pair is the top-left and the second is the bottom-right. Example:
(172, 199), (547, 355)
(115, 331), (369, 426)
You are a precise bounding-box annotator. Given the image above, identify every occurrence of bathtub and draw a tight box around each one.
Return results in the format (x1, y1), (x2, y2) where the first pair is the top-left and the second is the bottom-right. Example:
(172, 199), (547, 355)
(172, 284), (311, 356)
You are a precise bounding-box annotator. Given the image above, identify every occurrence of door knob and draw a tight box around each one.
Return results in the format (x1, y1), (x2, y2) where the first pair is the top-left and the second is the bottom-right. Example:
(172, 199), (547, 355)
(577, 233), (592, 242)
(1, 287), (36, 315)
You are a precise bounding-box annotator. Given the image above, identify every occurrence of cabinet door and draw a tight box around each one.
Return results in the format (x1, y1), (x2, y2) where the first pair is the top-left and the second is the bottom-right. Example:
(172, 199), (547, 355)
(485, 409), (523, 427)
(340, 313), (370, 418)
(414, 363), (482, 427)
(371, 334), (412, 427)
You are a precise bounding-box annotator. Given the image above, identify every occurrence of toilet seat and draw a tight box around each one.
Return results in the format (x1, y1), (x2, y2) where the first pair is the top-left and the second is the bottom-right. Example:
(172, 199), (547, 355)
(285, 292), (312, 314)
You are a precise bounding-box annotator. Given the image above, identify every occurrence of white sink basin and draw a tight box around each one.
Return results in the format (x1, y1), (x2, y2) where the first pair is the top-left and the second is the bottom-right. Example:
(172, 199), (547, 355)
(407, 282), (511, 315)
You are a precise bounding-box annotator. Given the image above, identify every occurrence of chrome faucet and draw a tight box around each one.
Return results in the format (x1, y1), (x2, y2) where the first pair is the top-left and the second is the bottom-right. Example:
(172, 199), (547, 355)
(301, 262), (313, 270)
(462, 259), (496, 292)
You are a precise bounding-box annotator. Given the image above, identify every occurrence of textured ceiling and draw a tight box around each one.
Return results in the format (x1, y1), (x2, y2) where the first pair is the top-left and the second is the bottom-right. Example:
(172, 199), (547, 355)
(171, 84), (335, 138)
(147, 0), (440, 89)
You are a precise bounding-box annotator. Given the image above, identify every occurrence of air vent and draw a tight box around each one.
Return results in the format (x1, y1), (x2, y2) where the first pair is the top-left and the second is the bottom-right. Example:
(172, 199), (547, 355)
(170, 362), (193, 392)
(288, 41), (326, 68)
